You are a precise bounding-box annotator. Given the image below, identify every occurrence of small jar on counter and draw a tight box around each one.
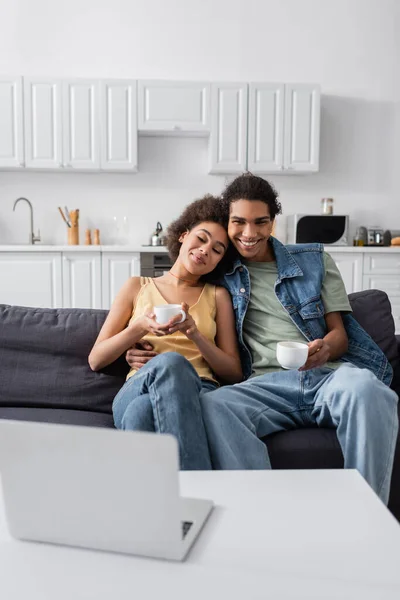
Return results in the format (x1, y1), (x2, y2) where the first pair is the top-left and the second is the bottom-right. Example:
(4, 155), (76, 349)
(321, 198), (334, 215)
(353, 228), (365, 247)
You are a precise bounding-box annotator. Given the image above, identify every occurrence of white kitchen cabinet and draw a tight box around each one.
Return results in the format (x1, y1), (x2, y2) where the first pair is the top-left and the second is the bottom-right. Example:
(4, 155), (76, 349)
(362, 275), (400, 295)
(363, 252), (400, 275)
(23, 78), (63, 169)
(0, 252), (62, 308)
(101, 253), (140, 309)
(327, 251), (363, 295)
(62, 252), (102, 309)
(63, 79), (100, 170)
(208, 83), (248, 174)
(247, 83), (285, 173)
(362, 276), (400, 334)
(100, 80), (138, 172)
(0, 76), (24, 168)
(362, 253), (400, 325)
(362, 252), (400, 334)
(138, 80), (210, 134)
(389, 297), (400, 335)
(283, 84), (320, 172)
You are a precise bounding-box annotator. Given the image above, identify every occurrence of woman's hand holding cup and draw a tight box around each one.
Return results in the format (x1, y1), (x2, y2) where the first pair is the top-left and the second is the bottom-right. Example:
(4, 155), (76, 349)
(135, 304), (174, 337)
(133, 302), (197, 340)
(166, 303), (198, 340)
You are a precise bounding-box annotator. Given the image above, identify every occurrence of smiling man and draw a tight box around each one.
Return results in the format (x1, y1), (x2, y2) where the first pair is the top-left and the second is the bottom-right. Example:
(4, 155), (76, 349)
(198, 173), (398, 505)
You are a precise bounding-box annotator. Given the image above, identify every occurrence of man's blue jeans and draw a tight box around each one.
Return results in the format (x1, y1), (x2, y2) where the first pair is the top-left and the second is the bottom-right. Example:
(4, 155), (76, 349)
(112, 352), (216, 471)
(200, 363), (399, 504)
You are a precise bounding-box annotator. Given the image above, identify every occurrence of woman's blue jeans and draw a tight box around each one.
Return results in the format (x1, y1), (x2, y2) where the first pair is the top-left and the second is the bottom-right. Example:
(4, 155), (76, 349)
(112, 352), (216, 470)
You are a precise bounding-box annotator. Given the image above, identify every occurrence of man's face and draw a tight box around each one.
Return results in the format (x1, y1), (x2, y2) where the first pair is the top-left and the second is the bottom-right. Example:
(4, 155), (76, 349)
(228, 199), (274, 262)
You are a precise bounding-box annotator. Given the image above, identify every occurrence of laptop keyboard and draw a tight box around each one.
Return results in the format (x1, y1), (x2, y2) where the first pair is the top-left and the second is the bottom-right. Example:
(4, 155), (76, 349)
(181, 520), (193, 539)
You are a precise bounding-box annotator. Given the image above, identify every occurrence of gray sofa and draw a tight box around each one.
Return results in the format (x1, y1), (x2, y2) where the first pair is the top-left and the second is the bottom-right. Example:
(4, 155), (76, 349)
(1, 289), (399, 519)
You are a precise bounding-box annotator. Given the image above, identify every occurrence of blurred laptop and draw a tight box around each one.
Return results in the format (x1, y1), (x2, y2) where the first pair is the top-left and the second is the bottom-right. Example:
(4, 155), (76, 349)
(0, 420), (213, 561)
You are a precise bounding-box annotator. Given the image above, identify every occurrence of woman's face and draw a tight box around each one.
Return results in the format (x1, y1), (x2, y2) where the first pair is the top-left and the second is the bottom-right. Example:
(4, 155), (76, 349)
(178, 221), (228, 275)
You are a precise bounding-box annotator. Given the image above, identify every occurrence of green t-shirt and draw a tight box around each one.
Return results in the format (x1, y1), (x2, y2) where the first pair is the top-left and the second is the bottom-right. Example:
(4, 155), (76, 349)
(243, 252), (352, 377)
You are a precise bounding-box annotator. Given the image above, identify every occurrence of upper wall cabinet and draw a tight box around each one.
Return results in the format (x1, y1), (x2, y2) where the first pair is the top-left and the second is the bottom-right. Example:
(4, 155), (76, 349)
(100, 80), (138, 171)
(0, 75), (320, 175)
(138, 80), (210, 135)
(283, 84), (320, 172)
(208, 83), (248, 174)
(0, 76), (24, 168)
(23, 78), (137, 172)
(63, 79), (100, 170)
(248, 83), (285, 173)
(209, 82), (321, 175)
(24, 78), (63, 169)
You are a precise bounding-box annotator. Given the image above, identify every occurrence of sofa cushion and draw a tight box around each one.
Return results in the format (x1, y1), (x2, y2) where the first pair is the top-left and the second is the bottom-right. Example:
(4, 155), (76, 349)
(0, 407), (115, 428)
(266, 427), (344, 469)
(0, 304), (128, 414)
(348, 289), (398, 369)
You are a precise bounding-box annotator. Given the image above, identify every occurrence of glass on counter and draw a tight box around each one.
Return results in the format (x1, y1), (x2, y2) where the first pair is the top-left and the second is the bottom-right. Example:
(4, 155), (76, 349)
(353, 228), (365, 246)
(321, 198), (334, 215)
(112, 216), (130, 244)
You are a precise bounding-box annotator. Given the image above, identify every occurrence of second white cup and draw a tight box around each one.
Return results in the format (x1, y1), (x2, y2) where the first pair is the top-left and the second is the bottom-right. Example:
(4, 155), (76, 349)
(153, 304), (186, 325)
(276, 341), (309, 370)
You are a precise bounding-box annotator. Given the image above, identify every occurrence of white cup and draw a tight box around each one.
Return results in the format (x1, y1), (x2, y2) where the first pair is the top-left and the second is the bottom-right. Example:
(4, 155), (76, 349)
(276, 341), (309, 370)
(153, 304), (186, 325)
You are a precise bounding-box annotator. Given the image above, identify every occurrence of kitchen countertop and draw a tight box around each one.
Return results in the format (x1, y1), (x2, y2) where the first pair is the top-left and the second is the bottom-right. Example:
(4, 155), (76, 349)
(0, 245), (399, 253)
(321, 245), (400, 252)
(0, 245), (169, 252)
(325, 245), (400, 253)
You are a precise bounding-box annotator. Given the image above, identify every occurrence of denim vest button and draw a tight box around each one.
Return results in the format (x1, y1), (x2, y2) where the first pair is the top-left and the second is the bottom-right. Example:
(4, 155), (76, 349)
(240, 288), (245, 293)
(239, 267), (244, 272)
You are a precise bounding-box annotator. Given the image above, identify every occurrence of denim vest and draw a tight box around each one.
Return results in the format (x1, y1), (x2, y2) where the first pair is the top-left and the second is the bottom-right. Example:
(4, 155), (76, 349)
(222, 237), (393, 385)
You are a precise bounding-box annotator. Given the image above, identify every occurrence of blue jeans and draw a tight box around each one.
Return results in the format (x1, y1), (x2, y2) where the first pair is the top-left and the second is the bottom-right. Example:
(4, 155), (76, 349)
(200, 363), (399, 504)
(112, 352), (217, 471)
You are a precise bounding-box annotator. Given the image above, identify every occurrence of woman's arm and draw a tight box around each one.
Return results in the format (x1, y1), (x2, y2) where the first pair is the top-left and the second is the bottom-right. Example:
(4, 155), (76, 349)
(88, 277), (146, 371)
(204, 286), (243, 382)
(167, 287), (243, 383)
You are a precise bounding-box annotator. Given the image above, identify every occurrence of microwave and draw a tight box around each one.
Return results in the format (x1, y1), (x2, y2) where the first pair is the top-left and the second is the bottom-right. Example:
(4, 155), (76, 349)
(286, 215), (349, 246)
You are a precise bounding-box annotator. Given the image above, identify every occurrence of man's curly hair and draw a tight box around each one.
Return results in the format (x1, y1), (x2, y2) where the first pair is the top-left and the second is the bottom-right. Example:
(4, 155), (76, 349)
(221, 172), (282, 219)
(166, 195), (235, 281)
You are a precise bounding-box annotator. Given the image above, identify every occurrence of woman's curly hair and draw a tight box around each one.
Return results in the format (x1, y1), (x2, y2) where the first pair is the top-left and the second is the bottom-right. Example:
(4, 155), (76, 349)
(166, 194), (235, 281)
(221, 172), (282, 219)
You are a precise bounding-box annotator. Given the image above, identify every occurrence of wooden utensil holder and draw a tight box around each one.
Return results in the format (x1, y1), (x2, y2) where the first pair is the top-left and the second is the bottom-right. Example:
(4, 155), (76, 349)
(67, 209), (80, 245)
(68, 224), (79, 245)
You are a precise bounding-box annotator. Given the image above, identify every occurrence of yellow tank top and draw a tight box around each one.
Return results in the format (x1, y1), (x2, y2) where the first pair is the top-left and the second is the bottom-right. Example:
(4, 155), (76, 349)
(126, 277), (218, 383)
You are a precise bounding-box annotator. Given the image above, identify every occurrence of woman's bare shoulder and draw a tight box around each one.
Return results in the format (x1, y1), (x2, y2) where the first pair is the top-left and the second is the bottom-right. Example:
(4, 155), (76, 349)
(118, 276), (144, 302)
(215, 285), (232, 301)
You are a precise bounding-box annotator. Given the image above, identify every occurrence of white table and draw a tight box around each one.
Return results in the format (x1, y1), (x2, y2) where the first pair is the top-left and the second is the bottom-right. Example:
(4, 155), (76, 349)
(1, 470), (400, 599)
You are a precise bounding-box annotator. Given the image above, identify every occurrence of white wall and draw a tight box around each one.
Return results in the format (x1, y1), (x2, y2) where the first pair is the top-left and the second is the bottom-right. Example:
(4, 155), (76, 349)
(0, 0), (399, 245)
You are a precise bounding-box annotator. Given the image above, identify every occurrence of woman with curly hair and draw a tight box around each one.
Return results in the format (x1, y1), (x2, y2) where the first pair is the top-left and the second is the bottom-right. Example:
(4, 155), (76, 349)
(88, 195), (242, 470)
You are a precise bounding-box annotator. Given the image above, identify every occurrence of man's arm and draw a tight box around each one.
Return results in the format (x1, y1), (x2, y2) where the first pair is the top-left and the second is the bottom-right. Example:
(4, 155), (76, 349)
(300, 252), (350, 371)
(300, 311), (348, 371)
(126, 341), (158, 370)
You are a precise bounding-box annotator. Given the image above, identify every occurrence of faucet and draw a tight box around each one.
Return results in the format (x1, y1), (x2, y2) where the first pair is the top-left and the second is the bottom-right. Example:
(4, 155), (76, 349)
(13, 197), (41, 244)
